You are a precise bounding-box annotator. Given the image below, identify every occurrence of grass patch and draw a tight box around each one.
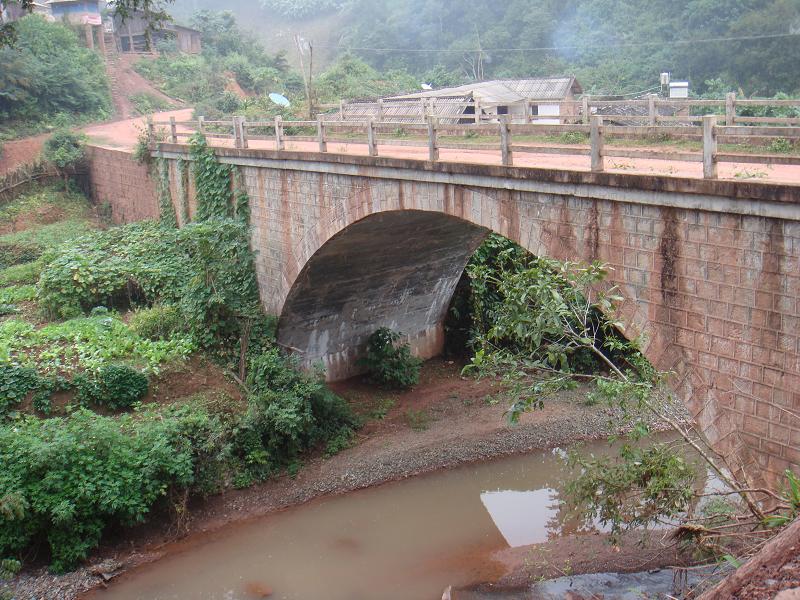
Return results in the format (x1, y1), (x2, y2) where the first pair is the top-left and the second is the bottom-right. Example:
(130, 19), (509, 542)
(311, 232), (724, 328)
(0, 313), (195, 376)
(130, 92), (172, 116)
(404, 408), (431, 431)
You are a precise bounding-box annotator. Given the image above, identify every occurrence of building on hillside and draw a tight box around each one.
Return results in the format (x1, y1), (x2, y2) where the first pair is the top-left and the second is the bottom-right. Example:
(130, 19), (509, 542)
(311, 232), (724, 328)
(337, 77), (583, 124)
(110, 10), (201, 54)
(47, 0), (101, 24)
(1, 1), (52, 21)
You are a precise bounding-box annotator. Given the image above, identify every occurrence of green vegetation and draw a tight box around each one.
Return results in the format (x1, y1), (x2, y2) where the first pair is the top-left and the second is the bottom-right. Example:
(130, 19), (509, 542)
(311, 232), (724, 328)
(134, 11), (300, 120)
(335, 0), (800, 97)
(359, 327), (422, 389)
(129, 92), (172, 116)
(0, 139), (358, 573)
(0, 16), (110, 140)
(260, 0), (345, 18)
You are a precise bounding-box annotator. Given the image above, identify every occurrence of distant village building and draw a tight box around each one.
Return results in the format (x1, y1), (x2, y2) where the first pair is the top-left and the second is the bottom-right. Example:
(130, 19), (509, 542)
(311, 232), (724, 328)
(48, 0), (101, 24)
(338, 77), (583, 124)
(1, 0), (52, 21)
(111, 11), (202, 54)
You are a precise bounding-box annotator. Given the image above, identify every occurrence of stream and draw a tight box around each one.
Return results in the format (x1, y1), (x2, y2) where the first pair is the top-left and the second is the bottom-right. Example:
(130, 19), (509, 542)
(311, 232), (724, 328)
(90, 436), (704, 600)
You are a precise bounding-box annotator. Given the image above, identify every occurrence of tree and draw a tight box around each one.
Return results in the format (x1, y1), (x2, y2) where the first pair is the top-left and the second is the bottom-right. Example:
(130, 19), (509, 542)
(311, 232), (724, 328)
(463, 255), (799, 563)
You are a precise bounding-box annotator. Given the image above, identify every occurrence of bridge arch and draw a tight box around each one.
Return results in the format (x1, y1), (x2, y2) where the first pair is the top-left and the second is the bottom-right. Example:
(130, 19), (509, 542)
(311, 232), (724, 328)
(154, 148), (800, 488)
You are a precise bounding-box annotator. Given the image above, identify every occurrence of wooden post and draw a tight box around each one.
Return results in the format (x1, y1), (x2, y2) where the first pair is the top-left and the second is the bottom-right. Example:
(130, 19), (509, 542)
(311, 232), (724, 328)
(703, 114), (718, 179)
(198, 116), (205, 134)
(499, 117), (512, 167)
(590, 116), (604, 173)
(169, 116), (177, 143)
(725, 92), (736, 126)
(317, 118), (327, 153)
(367, 118), (378, 157)
(427, 116), (439, 162)
(274, 116), (284, 151)
(648, 95), (657, 126)
(582, 96), (590, 124)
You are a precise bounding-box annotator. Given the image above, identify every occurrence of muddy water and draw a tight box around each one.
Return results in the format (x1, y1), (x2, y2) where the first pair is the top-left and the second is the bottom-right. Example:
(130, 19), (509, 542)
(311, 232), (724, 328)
(93, 438), (696, 600)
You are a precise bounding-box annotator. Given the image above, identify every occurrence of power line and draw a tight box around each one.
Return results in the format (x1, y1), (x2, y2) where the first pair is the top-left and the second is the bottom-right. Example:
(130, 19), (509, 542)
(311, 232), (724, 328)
(315, 31), (800, 54)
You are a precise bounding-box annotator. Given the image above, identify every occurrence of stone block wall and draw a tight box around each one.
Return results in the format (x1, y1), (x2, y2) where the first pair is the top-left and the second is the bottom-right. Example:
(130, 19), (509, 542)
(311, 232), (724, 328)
(86, 146), (159, 224)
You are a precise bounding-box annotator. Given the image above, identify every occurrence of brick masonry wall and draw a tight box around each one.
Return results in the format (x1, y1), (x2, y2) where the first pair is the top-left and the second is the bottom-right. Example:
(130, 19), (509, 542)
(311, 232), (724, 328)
(86, 146), (159, 224)
(155, 149), (799, 489)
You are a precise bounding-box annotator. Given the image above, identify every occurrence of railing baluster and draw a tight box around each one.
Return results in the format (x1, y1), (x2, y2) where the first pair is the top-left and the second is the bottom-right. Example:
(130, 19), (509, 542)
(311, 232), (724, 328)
(703, 115), (718, 179)
(590, 116), (604, 173)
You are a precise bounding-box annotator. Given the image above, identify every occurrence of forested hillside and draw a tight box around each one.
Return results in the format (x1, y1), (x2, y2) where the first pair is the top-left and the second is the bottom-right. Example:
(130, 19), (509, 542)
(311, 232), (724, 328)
(175, 0), (800, 96)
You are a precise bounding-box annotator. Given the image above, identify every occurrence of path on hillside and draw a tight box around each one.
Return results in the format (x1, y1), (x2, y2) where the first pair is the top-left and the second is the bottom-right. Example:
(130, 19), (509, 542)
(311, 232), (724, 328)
(84, 111), (800, 184)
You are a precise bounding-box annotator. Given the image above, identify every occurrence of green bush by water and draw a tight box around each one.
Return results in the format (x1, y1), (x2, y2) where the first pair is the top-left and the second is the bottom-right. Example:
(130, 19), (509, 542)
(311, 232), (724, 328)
(359, 328), (422, 389)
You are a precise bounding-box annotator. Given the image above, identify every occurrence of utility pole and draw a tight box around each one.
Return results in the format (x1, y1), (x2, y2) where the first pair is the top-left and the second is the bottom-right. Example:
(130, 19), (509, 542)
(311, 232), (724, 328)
(295, 34), (314, 119)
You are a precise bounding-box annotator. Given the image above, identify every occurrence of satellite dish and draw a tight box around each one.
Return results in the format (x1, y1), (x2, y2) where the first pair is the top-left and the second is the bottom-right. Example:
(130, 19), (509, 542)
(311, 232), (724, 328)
(269, 93), (291, 107)
(421, 83), (433, 90)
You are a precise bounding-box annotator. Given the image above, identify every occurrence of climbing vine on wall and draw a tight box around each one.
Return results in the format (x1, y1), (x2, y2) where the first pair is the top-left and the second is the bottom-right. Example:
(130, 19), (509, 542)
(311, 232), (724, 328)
(177, 158), (190, 225)
(189, 133), (236, 222)
(232, 167), (250, 225)
(157, 158), (178, 228)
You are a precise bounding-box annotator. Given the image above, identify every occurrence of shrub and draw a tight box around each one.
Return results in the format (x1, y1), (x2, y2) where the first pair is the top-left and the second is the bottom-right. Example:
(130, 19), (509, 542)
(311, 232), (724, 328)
(41, 130), (87, 171)
(129, 304), (184, 341)
(359, 328), (422, 389)
(236, 348), (358, 473)
(0, 364), (43, 417)
(0, 409), (196, 572)
(74, 365), (149, 410)
(769, 137), (794, 154)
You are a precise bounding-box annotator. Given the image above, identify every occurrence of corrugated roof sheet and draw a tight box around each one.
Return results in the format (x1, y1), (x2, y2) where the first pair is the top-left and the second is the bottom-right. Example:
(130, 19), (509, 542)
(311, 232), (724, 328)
(390, 77), (581, 104)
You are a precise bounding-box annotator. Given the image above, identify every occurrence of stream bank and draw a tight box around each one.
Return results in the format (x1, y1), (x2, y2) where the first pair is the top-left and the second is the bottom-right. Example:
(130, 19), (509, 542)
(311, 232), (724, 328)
(8, 360), (689, 600)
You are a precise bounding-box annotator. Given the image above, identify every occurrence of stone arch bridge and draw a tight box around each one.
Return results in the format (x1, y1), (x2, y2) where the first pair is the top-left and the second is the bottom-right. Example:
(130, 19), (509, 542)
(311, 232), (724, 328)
(111, 144), (800, 486)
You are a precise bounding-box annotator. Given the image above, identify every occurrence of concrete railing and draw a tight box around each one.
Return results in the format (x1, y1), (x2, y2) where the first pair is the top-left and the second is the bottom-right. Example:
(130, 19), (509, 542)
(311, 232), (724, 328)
(149, 114), (800, 180)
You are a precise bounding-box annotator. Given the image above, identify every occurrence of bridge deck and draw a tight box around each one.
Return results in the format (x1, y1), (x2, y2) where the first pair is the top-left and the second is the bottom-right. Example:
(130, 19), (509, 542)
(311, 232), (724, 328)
(85, 109), (800, 186)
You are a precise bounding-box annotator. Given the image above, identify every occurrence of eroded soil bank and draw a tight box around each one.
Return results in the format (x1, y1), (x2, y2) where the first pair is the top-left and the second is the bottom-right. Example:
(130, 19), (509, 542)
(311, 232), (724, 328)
(9, 360), (688, 600)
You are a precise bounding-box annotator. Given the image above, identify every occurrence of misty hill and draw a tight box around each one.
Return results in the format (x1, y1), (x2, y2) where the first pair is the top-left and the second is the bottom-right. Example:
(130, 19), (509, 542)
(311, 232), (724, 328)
(170, 0), (800, 96)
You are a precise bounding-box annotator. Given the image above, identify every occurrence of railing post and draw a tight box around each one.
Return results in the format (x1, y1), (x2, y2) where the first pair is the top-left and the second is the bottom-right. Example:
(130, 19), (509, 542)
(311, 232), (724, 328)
(703, 114), (718, 179)
(169, 116), (177, 143)
(240, 116), (249, 149)
(648, 95), (657, 126)
(582, 96), (590, 124)
(420, 98), (426, 121)
(317, 118), (327, 153)
(367, 118), (378, 157)
(197, 115), (205, 134)
(499, 117), (512, 167)
(590, 115), (604, 173)
(232, 116), (242, 149)
(427, 115), (439, 162)
(146, 115), (155, 144)
(274, 116), (284, 151)
(377, 99), (384, 122)
(726, 92), (736, 126)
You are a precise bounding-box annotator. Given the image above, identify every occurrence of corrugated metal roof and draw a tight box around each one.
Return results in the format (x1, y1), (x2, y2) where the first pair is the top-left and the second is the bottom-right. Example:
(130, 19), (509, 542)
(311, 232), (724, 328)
(335, 96), (471, 124)
(390, 77), (581, 105)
